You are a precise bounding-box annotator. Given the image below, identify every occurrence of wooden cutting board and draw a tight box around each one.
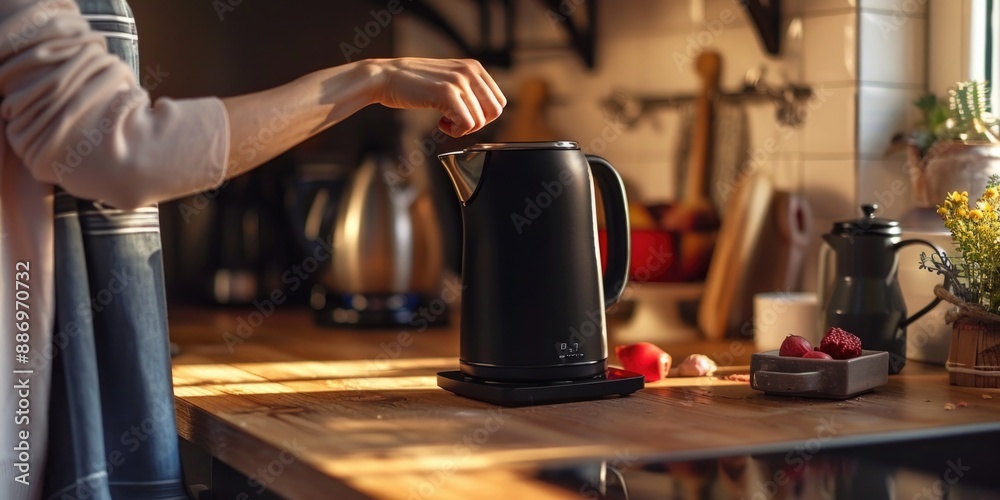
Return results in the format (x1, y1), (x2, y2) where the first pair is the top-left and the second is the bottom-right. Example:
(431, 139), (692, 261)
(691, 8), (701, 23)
(698, 172), (774, 339)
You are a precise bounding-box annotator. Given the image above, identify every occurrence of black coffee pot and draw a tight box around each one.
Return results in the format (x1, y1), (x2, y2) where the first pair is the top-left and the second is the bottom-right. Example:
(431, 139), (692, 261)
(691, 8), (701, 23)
(818, 204), (947, 373)
(437, 142), (631, 382)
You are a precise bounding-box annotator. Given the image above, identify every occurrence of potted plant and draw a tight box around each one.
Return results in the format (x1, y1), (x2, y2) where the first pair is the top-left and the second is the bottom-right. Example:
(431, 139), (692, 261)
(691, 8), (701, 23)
(908, 81), (1000, 208)
(920, 175), (1000, 387)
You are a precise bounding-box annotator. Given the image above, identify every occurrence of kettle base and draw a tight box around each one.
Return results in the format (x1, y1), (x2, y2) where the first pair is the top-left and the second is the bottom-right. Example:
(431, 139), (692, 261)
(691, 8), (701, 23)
(436, 368), (644, 407)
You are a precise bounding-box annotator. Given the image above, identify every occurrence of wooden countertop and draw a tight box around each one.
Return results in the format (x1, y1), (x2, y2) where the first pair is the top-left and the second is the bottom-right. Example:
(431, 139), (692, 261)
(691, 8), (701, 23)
(170, 306), (1000, 500)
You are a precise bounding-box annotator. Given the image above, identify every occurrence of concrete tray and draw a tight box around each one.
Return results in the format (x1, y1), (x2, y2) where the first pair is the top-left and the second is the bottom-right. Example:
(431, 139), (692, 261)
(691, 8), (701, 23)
(750, 349), (889, 399)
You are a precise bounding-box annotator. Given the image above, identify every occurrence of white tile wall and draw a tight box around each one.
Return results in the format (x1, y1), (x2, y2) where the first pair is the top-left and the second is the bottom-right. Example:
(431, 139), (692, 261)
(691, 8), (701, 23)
(802, 13), (858, 84)
(800, 0), (858, 15)
(799, 85), (857, 155)
(859, 0), (928, 15)
(857, 86), (923, 157)
(858, 11), (926, 85)
(795, 0), (926, 16)
(855, 6), (929, 225)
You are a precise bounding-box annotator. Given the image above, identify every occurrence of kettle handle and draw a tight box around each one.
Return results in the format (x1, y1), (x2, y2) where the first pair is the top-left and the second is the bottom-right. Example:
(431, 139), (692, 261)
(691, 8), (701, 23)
(587, 155), (631, 308)
(894, 239), (948, 327)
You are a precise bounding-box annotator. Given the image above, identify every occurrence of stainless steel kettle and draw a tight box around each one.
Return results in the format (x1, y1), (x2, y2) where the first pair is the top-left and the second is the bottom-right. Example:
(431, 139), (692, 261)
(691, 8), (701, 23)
(818, 204), (947, 374)
(308, 154), (445, 326)
(438, 142), (631, 382)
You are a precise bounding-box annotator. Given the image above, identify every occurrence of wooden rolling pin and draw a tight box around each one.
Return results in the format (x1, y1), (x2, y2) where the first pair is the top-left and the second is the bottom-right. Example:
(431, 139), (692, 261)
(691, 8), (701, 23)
(661, 51), (722, 231)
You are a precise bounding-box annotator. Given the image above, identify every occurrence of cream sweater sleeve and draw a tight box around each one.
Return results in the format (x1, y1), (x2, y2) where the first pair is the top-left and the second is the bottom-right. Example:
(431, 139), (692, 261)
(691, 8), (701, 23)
(0, 0), (230, 209)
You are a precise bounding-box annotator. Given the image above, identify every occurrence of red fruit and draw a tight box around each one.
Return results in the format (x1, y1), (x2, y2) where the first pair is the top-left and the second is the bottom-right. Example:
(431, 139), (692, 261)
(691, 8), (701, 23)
(778, 334), (813, 357)
(803, 350), (833, 360)
(819, 327), (863, 359)
(615, 342), (672, 382)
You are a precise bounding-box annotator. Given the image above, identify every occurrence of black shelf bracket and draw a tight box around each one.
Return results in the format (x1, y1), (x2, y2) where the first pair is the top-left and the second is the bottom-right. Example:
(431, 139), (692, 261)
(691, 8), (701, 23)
(742, 0), (782, 55)
(377, 0), (597, 69)
(535, 0), (597, 68)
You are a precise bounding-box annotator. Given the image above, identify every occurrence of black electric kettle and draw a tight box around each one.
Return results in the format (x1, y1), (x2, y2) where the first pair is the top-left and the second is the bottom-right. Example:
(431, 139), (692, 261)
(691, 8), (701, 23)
(437, 142), (631, 383)
(818, 204), (947, 374)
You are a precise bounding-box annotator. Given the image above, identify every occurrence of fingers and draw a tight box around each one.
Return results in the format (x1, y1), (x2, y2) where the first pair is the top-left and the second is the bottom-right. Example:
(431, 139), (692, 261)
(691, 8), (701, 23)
(376, 57), (506, 137)
(440, 91), (477, 138)
(446, 60), (505, 136)
(468, 59), (507, 110)
(466, 68), (504, 125)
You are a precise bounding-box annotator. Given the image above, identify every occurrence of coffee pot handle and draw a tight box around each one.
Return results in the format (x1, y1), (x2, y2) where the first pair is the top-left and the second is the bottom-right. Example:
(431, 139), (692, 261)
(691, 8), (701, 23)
(816, 242), (834, 336)
(587, 155), (631, 308)
(894, 239), (948, 327)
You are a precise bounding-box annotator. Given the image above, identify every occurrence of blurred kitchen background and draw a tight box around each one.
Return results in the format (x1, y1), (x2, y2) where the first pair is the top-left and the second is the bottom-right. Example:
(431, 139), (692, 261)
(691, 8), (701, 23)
(128, 0), (997, 359)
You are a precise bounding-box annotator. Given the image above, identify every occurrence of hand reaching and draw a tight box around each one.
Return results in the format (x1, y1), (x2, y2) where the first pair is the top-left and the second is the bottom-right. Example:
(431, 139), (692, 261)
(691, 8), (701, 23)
(370, 58), (507, 137)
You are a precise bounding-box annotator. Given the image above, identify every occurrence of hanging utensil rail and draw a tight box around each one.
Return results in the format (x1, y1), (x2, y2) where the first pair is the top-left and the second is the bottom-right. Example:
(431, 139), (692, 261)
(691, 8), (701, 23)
(602, 77), (813, 129)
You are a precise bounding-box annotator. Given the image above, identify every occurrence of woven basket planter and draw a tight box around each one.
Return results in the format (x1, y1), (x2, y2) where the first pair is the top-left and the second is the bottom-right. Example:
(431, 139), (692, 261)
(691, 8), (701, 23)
(947, 319), (1000, 387)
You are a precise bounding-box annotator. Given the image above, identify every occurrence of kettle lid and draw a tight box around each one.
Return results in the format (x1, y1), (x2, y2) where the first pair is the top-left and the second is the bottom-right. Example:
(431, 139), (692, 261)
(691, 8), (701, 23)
(466, 141), (580, 151)
(831, 204), (900, 236)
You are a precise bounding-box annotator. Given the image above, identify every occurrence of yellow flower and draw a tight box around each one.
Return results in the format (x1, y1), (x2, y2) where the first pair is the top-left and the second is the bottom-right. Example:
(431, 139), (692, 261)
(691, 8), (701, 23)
(970, 209), (984, 220)
(937, 206), (949, 217)
(985, 187), (999, 199)
(958, 206), (969, 217)
(948, 191), (964, 203)
(978, 201), (992, 212)
(962, 191), (970, 203)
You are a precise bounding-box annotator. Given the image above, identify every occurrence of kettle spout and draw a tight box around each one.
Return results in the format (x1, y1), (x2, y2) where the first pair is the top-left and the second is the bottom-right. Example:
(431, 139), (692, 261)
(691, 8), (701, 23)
(438, 150), (486, 203)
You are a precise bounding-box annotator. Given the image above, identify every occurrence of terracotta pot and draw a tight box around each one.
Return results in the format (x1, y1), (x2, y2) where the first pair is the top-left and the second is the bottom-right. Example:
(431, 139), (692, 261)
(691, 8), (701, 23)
(947, 318), (1000, 387)
(911, 142), (1000, 208)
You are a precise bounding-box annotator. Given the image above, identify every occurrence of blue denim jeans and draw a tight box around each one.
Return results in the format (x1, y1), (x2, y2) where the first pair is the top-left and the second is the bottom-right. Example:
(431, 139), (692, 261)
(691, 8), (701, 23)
(43, 2), (187, 499)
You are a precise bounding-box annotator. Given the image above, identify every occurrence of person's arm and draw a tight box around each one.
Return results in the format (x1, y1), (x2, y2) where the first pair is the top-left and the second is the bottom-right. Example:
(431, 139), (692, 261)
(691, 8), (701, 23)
(221, 58), (505, 178)
(0, 1), (504, 209)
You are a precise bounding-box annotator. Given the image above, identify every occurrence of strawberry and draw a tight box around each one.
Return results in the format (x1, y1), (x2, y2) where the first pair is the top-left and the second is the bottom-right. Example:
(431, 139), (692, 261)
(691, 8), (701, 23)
(819, 327), (863, 359)
(615, 342), (672, 382)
